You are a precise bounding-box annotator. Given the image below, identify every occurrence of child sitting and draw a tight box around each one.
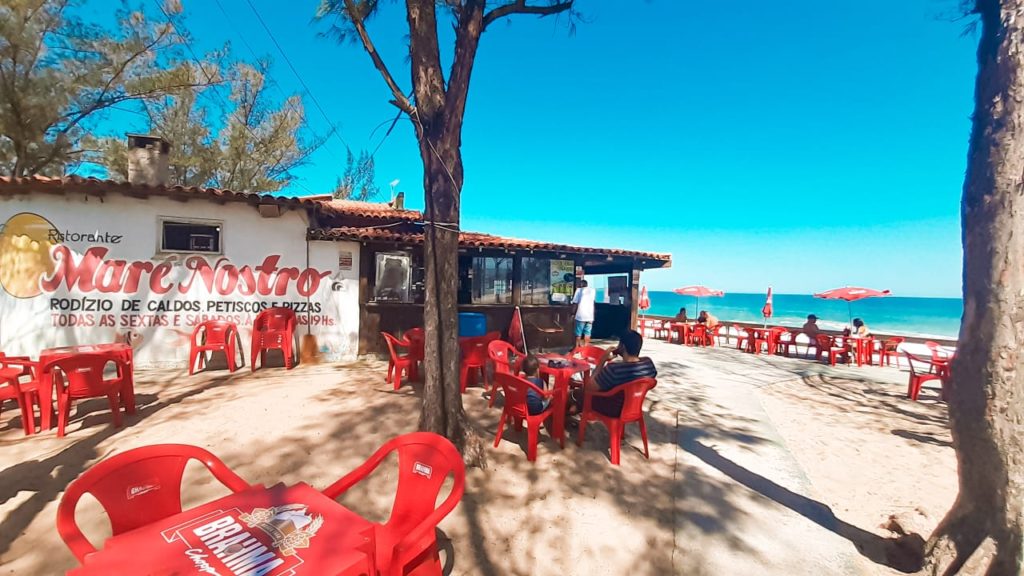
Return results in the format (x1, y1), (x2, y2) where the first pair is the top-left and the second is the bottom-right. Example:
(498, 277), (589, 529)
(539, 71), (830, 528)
(521, 355), (549, 415)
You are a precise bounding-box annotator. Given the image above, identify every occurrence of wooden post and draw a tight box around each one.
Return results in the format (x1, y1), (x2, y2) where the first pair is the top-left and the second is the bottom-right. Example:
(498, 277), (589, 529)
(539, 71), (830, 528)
(511, 255), (522, 305)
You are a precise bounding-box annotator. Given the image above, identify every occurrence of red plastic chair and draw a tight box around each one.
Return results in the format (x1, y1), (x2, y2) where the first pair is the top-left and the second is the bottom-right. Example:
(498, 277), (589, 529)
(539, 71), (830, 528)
(0, 354), (39, 435)
(46, 354), (126, 438)
(815, 334), (846, 366)
(773, 328), (794, 356)
(733, 325), (750, 351)
(405, 327), (425, 381)
(710, 325), (727, 347)
(322, 432), (466, 576)
(878, 337), (905, 368)
(459, 332), (500, 393)
(904, 351), (946, 401)
(57, 444), (252, 562)
(492, 372), (560, 461)
(382, 332), (416, 391)
(188, 320), (241, 375)
(690, 325), (712, 347)
(749, 328), (770, 354)
(487, 340), (524, 407)
(251, 307), (297, 371)
(577, 377), (657, 466)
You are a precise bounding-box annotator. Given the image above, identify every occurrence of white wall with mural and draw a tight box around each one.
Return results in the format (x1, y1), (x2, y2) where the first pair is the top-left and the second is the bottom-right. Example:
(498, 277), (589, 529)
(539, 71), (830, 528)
(0, 191), (360, 367)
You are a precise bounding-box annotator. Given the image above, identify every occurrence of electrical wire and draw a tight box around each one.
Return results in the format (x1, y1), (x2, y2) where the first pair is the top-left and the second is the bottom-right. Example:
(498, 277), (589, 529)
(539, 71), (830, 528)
(242, 0), (352, 155)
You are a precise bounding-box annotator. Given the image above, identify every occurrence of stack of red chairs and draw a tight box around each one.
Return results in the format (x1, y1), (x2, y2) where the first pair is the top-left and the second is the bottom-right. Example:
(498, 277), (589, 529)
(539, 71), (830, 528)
(251, 307), (297, 371)
(48, 354), (130, 438)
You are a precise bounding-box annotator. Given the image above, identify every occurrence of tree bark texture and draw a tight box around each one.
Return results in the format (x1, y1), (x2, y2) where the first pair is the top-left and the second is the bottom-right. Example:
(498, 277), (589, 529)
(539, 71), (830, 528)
(924, 2), (1024, 574)
(408, 0), (487, 467)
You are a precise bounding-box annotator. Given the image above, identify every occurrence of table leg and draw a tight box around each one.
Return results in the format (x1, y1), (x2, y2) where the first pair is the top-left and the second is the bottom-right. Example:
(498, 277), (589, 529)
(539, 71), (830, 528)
(40, 370), (54, 431)
(550, 374), (569, 446)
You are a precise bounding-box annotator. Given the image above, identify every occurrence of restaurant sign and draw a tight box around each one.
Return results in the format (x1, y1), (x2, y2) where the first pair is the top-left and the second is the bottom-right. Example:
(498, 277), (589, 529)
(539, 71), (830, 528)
(162, 504), (323, 576)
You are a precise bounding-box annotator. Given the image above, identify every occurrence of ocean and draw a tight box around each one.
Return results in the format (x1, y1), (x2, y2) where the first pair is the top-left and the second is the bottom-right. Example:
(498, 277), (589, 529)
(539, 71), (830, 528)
(631, 291), (963, 340)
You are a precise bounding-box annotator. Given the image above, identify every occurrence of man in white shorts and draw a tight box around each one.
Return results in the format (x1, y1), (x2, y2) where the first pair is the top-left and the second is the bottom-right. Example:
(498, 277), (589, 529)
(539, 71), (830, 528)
(572, 279), (597, 347)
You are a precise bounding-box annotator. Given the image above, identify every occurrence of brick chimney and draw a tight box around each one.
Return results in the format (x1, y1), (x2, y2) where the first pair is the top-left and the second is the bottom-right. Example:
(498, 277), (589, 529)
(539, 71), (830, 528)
(126, 134), (170, 186)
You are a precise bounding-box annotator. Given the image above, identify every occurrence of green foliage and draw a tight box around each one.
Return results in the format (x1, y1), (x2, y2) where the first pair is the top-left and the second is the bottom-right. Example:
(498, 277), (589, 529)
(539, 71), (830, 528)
(0, 0), (200, 177)
(333, 148), (379, 200)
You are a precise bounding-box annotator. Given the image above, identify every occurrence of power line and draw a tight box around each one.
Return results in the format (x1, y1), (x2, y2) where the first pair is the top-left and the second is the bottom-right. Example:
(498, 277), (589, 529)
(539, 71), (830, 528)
(242, 0), (353, 155)
(210, 0), (349, 172)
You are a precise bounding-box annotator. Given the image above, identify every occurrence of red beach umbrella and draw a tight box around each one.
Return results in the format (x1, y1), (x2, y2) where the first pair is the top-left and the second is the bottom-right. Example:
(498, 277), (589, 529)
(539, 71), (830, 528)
(761, 286), (773, 327)
(813, 286), (891, 323)
(673, 285), (724, 315)
(638, 286), (651, 311)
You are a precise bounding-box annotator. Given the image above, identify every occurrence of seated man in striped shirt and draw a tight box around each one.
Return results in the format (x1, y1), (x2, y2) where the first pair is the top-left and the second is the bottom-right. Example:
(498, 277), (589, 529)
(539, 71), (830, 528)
(571, 330), (657, 417)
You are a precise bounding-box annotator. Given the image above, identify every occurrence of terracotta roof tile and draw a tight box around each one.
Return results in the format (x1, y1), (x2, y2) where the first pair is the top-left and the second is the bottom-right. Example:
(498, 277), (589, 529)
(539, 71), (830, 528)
(309, 226), (672, 264)
(0, 176), (419, 221)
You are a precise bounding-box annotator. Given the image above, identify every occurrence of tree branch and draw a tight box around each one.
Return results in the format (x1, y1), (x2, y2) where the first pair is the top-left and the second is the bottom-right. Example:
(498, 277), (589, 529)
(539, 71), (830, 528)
(341, 0), (413, 114)
(482, 0), (574, 30)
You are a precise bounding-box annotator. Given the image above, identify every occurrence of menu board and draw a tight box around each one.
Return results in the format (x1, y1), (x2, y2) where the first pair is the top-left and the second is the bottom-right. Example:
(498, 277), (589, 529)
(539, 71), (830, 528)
(549, 259), (574, 303)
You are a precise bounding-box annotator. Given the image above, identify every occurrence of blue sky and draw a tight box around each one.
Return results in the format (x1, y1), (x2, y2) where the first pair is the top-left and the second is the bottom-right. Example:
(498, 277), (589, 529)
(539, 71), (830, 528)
(84, 0), (977, 297)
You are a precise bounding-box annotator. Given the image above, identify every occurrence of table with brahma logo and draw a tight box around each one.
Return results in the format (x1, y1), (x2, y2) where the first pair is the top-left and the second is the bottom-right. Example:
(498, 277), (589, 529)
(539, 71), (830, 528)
(67, 483), (374, 576)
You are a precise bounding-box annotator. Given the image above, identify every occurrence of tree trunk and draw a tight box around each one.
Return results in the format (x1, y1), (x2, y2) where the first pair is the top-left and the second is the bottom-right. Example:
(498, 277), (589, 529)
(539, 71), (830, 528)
(923, 2), (1024, 574)
(415, 123), (487, 468)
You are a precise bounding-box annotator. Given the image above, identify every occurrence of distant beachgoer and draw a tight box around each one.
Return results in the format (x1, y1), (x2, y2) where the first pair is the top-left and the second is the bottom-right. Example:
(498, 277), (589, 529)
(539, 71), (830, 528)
(569, 330), (657, 417)
(852, 318), (871, 337)
(522, 355), (549, 415)
(572, 280), (597, 348)
(675, 307), (688, 322)
(802, 314), (820, 338)
(697, 310), (720, 329)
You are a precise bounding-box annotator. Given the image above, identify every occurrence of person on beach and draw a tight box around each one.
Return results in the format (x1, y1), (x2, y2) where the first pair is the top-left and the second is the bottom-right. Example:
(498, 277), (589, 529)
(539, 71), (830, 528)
(802, 314), (821, 338)
(521, 355), (550, 415)
(569, 330), (657, 418)
(675, 307), (688, 322)
(572, 280), (597, 347)
(697, 310), (720, 329)
(851, 318), (871, 337)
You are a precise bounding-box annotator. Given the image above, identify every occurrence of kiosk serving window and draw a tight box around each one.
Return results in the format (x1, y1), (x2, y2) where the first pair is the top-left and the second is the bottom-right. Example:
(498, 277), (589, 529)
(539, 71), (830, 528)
(468, 256), (513, 304)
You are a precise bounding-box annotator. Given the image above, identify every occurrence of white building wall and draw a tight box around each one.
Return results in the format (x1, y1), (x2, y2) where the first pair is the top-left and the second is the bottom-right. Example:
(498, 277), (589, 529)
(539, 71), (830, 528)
(0, 191), (360, 367)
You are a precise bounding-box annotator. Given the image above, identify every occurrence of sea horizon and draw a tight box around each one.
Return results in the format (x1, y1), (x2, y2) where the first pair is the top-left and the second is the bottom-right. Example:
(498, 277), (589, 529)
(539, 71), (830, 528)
(620, 290), (963, 340)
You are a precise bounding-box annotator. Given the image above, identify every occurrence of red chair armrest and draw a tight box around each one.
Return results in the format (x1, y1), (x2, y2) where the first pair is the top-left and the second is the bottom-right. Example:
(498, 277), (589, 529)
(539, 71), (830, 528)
(322, 449), (390, 499)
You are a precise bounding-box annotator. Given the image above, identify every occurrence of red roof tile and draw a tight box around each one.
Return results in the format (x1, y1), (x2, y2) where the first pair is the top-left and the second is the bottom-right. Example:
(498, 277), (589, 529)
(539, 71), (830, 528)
(0, 176), (420, 221)
(309, 226), (672, 264)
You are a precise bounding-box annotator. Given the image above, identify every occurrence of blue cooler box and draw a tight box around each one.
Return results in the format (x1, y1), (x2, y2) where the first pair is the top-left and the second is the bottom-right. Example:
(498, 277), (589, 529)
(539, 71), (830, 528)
(458, 313), (487, 337)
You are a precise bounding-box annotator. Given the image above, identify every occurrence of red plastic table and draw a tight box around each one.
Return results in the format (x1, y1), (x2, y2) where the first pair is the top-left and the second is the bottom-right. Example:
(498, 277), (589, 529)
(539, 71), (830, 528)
(848, 337), (875, 366)
(38, 343), (136, 432)
(669, 322), (692, 345)
(536, 354), (592, 444)
(67, 482), (374, 576)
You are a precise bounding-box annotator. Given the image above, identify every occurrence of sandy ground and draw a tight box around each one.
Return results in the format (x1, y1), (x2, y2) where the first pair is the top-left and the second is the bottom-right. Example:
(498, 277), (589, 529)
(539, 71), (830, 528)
(757, 372), (956, 575)
(0, 340), (956, 575)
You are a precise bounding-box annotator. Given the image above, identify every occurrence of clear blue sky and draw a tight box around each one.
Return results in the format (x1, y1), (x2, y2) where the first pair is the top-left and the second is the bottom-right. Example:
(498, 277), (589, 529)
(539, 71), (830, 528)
(84, 0), (977, 298)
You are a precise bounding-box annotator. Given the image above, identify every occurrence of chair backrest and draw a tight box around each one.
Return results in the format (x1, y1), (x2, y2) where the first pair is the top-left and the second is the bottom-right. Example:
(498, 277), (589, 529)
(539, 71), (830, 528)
(488, 340), (523, 375)
(254, 307), (297, 333)
(883, 336), (905, 351)
(607, 377), (657, 421)
(44, 354), (118, 398)
(494, 372), (546, 417)
(193, 320), (235, 346)
(381, 332), (408, 361)
(571, 345), (605, 367)
(814, 333), (833, 349)
(57, 444), (251, 562)
(404, 327), (425, 357)
(322, 432), (465, 563)
(732, 324), (747, 335)
(460, 334), (494, 364)
(903, 351), (936, 377)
